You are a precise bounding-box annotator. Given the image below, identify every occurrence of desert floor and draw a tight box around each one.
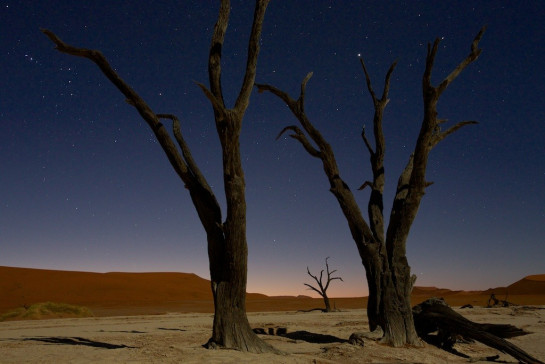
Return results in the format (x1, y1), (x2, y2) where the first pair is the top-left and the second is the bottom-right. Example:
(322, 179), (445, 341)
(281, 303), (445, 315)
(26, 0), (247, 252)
(1, 306), (544, 363)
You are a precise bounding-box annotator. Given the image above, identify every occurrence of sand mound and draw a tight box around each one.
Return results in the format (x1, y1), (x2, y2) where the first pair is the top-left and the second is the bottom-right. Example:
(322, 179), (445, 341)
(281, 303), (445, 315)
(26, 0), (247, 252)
(0, 302), (93, 321)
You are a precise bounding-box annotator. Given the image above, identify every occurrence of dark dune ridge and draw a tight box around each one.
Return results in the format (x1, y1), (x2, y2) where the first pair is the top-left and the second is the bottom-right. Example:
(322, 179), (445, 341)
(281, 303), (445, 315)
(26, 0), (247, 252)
(1, 266), (544, 317)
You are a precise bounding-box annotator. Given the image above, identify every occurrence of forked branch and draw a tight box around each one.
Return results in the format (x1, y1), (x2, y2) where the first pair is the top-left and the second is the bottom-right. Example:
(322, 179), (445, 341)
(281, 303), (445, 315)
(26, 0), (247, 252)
(276, 125), (321, 158)
(41, 29), (197, 187)
(257, 72), (375, 248)
(425, 26), (486, 98)
(386, 27), (485, 263)
(41, 29), (223, 230)
(359, 58), (397, 244)
(305, 257), (343, 295)
(157, 114), (212, 193)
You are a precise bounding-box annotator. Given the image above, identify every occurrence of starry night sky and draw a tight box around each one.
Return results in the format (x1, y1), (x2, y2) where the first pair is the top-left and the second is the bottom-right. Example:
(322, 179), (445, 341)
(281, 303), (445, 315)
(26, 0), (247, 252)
(1, 1), (544, 297)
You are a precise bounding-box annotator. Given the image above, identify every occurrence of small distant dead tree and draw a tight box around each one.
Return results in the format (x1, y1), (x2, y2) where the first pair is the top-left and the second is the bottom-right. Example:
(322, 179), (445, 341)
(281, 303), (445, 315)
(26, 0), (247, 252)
(304, 257), (343, 312)
(257, 27), (486, 346)
(487, 293), (515, 308)
(42, 0), (277, 353)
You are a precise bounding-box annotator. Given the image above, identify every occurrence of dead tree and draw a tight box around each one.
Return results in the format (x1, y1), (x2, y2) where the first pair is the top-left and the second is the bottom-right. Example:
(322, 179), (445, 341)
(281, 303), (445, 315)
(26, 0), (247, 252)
(487, 293), (515, 308)
(413, 298), (543, 364)
(42, 0), (277, 353)
(256, 27), (486, 347)
(304, 257), (343, 312)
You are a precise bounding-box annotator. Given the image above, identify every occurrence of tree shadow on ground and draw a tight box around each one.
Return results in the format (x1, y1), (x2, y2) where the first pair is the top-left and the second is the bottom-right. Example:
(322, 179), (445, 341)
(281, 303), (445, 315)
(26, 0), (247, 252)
(283, 331), (346, 344)
(23, 336), (134, 349)
(157, 327), (186, 332)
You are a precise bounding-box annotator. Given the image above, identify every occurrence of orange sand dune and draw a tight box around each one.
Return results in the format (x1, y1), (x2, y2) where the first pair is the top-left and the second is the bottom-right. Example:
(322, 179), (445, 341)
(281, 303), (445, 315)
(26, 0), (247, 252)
(484, 274), (545, 295)
(0, 266), (266, 316)
(526, 274), (545, 281)
(1, 266), (544, 318)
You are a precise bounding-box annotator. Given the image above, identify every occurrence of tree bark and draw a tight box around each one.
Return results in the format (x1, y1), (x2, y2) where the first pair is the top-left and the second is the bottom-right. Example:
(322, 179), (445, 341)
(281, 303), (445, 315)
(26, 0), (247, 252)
(43, 0), (275, 353)
(256, 27), (485, 347)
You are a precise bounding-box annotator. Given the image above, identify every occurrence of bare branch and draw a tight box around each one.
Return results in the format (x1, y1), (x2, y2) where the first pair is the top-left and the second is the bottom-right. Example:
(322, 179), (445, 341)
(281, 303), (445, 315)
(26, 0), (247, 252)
(359, 58), (378, 104)
(305, 266), (324, 293)
(234, 0), (270, 113)
(323, 257), (344, 292)
(358, 181), (373, 191)
(41, 29), (155, 123)
(361, 125), (374, 155)
(207, 0), (230, 107)
(318, 269), (325, 287)
(301, 72), (313, 94)
(40, 29), (194, 186)
(437, 26), (486, 96)
(257, 73), (375, 249)
(423, 39), (441, 89)
(257, 72), (314, 108)
(195, 82), (227, 121)
(304, 283), (325, 297)
(258, 73), (329, 155)
(360, 57), (397, 110)
(157, 114), (213, 193)
(298, 72), (314, 113)
(381, 61), (398, 102)
(386, 28), (485, 274)
(357, 58), (397, 244)
(255, 82), (298, 109)
(276, 126), (321, 158)
(432, 120), (478, 147)
(41, 28), (93, 57)
(275, 125), (298, 140)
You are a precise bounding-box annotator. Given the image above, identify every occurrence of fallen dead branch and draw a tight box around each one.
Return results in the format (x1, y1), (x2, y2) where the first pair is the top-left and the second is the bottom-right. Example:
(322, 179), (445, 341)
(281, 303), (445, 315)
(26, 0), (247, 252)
(413, 298), (543, 364)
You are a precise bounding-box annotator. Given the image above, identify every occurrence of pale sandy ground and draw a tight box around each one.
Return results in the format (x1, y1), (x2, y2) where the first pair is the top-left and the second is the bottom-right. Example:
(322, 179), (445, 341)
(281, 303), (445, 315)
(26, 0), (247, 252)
(1, 307), (544, 363)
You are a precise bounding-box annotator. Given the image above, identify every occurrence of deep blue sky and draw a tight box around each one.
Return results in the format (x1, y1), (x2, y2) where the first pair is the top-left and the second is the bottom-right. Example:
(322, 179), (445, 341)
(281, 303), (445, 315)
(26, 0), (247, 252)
(1, 1), (544, 297)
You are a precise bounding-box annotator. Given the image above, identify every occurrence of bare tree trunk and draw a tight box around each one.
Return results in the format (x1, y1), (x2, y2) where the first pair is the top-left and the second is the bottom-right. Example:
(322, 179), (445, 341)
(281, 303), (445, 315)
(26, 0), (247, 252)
(378, 265), (419, 346)
(323, 296), (332, 312)
(200, 1), (274, 351)
(205, 111), (273, 352)
(42, 0), (275, 353)
(256, 27), (485, 347)
(362, 243), (418, 345)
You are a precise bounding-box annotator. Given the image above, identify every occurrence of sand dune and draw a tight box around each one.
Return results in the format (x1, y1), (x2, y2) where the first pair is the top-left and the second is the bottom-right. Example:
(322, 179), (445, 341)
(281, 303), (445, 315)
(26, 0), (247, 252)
(1, 266), (544, 318)
(0, 267), (212, 306)
(485, 274), (545, 295)
(0, 266), (266, 316)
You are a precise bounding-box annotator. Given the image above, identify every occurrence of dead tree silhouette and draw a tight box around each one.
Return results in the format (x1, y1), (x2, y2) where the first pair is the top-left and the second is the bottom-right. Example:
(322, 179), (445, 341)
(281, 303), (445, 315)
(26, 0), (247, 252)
(256, 27), (486, 346)
(42, 0), (278, 353)
(304, 257), (343, 312)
